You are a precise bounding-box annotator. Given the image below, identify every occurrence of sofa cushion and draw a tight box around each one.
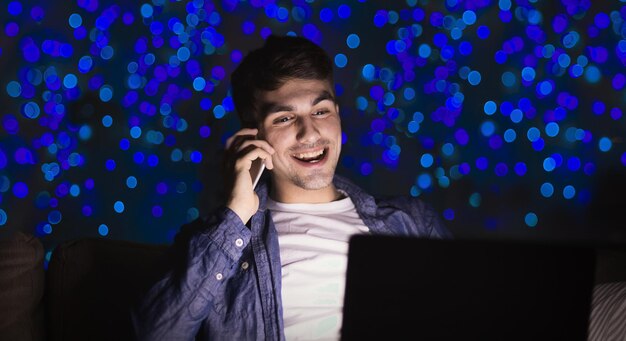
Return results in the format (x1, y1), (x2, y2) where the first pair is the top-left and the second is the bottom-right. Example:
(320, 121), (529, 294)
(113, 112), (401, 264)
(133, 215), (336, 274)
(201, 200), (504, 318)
(45, 238), (167, 341)
(0, 232), (45, 341)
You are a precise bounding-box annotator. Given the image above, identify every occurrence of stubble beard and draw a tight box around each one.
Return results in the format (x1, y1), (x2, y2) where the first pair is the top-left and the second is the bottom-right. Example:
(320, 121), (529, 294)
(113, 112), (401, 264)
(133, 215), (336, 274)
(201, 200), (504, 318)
(286, 140), (337, 190)
(288, 167), (335, 190)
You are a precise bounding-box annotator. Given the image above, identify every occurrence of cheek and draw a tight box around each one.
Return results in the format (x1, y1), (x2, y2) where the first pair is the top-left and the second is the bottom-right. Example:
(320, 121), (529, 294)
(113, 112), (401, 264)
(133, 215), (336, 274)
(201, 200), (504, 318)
(264, 131), (291, 160)
(335, 135), (342, 157)
(261, 127), (281, 147)
(334, 123), (343, 156)
(328, 122), (342, 145)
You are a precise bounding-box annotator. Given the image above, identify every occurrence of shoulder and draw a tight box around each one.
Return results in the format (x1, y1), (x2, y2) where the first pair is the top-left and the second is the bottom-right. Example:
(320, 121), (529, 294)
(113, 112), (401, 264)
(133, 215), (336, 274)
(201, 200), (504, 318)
(378, 195), (429, 211)
(377, 195), (452, 238)
(333, 174), (451, 238)
(376, 195), (436, 224)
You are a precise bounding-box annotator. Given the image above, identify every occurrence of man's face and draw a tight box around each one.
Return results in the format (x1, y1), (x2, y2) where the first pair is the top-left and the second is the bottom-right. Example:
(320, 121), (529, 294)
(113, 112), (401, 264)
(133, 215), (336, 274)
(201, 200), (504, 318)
(257, 78), (341, 194)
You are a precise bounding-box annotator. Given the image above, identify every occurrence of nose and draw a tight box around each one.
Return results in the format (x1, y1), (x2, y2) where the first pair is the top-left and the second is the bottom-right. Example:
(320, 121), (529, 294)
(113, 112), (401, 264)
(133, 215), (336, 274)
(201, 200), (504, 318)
(296, 116), (321, 144)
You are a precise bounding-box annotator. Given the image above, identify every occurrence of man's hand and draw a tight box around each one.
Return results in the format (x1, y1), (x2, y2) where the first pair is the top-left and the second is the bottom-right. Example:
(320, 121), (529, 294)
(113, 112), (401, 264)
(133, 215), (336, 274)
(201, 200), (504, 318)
(223, 128), (275, 225)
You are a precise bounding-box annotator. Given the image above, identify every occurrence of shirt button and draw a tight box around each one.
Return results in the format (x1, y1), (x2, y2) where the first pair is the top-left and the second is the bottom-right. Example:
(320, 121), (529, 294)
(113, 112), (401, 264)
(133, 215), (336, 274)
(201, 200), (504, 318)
(241, 262), (249, 270)
(235, 238), (244, 247)
(215, 273), (223, 280)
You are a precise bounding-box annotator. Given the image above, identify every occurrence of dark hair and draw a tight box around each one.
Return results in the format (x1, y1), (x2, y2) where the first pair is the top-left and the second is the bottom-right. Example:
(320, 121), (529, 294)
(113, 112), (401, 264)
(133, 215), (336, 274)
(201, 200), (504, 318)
(231, 35), (334, 128)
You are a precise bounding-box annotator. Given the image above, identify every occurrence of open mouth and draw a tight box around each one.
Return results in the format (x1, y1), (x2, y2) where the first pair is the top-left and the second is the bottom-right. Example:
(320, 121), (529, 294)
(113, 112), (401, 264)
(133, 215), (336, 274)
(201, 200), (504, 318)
(291, 148), (328, 164)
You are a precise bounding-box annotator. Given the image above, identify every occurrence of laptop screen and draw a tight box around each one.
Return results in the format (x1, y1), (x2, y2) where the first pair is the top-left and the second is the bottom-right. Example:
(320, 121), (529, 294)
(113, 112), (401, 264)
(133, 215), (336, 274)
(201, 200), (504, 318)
(341, 235), (595, 340)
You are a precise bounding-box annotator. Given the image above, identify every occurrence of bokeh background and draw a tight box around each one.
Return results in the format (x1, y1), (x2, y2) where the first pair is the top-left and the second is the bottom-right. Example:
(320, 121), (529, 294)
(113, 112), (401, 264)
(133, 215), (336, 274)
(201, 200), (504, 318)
(2, 0), (626, 263)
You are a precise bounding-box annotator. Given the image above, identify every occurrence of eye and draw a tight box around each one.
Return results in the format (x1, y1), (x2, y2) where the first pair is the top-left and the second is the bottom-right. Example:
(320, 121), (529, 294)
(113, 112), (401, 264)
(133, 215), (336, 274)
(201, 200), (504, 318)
(314, 110), (330, 116)
(273, 116), (292, 124)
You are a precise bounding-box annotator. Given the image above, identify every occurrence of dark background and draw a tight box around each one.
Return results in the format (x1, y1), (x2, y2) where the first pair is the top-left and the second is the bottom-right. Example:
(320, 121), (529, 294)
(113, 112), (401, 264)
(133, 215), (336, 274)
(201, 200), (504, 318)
(1, 0), (626, 263)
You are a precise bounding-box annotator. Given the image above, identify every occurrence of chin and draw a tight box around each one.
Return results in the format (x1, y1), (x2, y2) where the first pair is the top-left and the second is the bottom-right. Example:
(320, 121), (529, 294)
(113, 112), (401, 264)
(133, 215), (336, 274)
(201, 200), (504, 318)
(292, 172), (334, 190)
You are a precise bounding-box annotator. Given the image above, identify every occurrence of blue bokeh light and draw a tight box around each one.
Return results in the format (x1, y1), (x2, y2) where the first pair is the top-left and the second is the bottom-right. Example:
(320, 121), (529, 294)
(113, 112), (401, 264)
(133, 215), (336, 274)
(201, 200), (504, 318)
(540, 183), (554, 197)
(334, 53), (347, 68)
(98, 224), (109, 236)
(346, 34), (360, 48)
(468, 70), (481, 85)
(114, 201), (125, 213)
(525, 212), (538, 227)
(140, 4), (153, 18)
(420, 153), (434, 168)
(0, 0), (623, 246)
(0, 209), (7, 226)
(598, 137), (612, 152)
(69, 13), (83, 28)
(563, 185), (576, 199)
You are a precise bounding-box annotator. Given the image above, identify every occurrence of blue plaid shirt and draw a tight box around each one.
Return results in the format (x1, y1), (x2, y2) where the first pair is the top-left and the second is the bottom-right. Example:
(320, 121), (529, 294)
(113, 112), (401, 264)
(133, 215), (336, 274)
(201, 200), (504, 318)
(133, 175), (451, 340)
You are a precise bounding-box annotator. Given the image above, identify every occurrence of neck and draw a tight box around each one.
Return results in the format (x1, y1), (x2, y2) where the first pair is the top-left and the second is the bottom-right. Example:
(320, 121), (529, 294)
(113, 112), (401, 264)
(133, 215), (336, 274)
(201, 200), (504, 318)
(270, 181), (341, 204)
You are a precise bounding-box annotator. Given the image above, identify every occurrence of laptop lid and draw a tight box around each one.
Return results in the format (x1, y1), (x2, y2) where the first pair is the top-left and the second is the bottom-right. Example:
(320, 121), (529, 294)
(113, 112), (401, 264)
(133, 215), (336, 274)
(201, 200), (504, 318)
(341, 235), (596, 340)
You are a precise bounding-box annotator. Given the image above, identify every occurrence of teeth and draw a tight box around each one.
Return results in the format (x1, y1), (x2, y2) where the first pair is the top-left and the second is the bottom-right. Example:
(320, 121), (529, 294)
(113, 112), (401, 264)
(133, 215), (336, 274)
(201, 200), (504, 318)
(293, 149), (324, 160)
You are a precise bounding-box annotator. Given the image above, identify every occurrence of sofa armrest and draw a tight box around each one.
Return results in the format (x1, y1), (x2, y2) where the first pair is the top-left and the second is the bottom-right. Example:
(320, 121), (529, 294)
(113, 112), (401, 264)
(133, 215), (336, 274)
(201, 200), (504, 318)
(0, 232), (45, 341)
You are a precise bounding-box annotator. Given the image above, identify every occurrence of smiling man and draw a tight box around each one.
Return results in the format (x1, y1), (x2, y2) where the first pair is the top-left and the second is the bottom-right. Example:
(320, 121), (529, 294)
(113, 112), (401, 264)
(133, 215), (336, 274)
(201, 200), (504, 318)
(134, 35), (450, 341)
(259, 78), (341, 199)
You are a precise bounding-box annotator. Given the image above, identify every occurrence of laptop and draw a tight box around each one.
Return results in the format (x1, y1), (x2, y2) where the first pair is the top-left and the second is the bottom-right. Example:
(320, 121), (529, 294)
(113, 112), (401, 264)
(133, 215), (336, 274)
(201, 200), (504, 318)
(341, 235), (596, 340)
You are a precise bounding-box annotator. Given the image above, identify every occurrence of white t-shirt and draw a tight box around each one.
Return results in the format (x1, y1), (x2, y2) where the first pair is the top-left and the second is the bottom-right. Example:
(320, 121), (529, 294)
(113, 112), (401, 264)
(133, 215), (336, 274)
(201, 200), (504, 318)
(267, 193), (369, 340)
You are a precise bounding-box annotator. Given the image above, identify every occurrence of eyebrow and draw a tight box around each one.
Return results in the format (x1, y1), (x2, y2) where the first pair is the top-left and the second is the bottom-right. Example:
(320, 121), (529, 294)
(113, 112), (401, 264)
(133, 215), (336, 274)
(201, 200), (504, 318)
(259, 90), (335, 117)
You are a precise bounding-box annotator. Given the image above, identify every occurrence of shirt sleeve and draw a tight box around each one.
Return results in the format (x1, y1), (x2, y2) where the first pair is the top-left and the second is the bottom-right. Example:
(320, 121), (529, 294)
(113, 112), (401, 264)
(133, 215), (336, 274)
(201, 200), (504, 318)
(132, 206), (252, 340)
(380, 196), (453, 239)
(420, 199), (453, 239)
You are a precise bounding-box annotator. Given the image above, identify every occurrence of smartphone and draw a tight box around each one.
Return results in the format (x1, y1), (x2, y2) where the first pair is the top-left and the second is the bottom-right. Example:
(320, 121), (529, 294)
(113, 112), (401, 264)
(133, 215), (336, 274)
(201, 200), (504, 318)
(250, 158), (265, 189)
(249, 131), (269, 189)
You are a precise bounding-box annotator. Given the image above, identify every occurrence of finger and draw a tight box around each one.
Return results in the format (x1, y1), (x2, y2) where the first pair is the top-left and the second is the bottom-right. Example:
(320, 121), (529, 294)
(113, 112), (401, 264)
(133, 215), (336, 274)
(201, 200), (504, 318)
(264, 156), (274, 170)
(225, 134), (256, 157)
(236, 139), (275, 155)
(237, 143), (275, 170)
(234, 148), (274, 171)
(223, 137), (266, 173)
(225, 128), (258, 149)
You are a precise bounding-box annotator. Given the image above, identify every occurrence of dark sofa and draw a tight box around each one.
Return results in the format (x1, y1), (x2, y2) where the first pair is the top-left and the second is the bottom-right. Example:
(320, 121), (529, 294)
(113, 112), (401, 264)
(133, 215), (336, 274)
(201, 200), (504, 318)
(2, 231), (626, 341)
(0, 232), (167, 341)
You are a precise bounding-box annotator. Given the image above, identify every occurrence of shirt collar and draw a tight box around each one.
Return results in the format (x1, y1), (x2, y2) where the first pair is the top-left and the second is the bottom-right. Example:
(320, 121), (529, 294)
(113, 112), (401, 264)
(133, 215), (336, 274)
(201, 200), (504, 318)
(255, 173), (380, 224)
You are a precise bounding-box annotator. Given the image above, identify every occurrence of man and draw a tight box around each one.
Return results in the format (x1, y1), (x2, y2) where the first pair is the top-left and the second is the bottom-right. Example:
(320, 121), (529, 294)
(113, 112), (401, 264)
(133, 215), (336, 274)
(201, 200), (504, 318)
(133, 35), (450, 340)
